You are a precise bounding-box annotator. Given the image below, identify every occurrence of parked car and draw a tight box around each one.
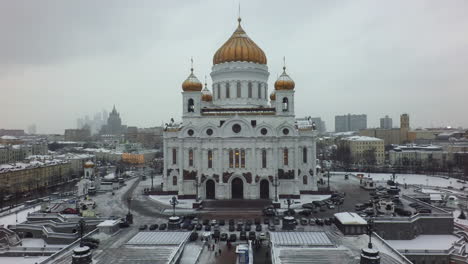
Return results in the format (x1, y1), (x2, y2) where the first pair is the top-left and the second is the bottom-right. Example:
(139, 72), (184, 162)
(245, 224), (251, 231)
(248, 231), (256, 240)
(229, 225), (235, 232)
(327, 204), (335, 209)
(300, 218), (308, 225)
(259, 233), (267, 240)
(220, 233), (228, 241)
(309, 218), (316, 225)
(237, 224), (243, 231)
(149, 224), (159, 230)
(202, 219), (209, 225)
(219, 219), (225, 226)
(273, 218), (280, 225)
(263, 218), (270, 225)
(213, 230), (221, 239)
(229, 219), (235, 226)
(195, 224), (202, 231)
(417, 208), (432, 214)
(229, 234), (237, 242)
(324, 218), (332, 225)
(83, 238), (100, 244)
(268, 224), (276, 231)
(240, 231), (247, 241)
(299, 209), (312, 216)
(139, 224), (148, 231)
(255, 224), (262, 232)
(119, 221), (130, 228)
(210, 220), (217, 226)
(159, 223), (167, 230)
(254, 218), (261, 225)
(205, 225), (211, 231)
(302, 203), (315, 210)
(315, 219), (324, 226)
(189, 232), (199, 241)
(246, 219), (253, 226)
(187, 224), (195, 231)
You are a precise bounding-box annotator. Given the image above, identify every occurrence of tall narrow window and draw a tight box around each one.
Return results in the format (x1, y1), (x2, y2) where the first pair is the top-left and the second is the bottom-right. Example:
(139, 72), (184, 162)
(189, 149), (194, 167)
(303, 147), (307, 163)
(241, 150), (245, 168)
(173, 176), (177, 185)
(229, 150), (234, 168)
(262, 149), (267, 168)
(188, 98), (194, 112)
(217, 84), (221, 99)
(282, 97), (289, 112)
(208, 150), (213, 169)
(248, 82), (252, 98)
(264, 86), (267, 99)
(257, 83), (262, 99)
(237, 81), (241, 98)
(226, 83), (230, 98)
(283, 148), (288, 166)
(235, 149), (240, 168)
(172, 148), (177, 165)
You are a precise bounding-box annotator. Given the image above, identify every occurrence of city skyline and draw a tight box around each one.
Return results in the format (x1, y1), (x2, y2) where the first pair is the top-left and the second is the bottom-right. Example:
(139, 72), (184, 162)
(2, 0), (468, 133)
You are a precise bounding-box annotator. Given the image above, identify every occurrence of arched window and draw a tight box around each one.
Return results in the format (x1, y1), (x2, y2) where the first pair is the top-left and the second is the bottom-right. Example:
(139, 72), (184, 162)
(303, 147), (307, 163)
(217, 84), (221, 99)
(235, 149), (240, 168)
(226, 82), (230, 98)
(282, 97), (289, 112)
(257, 83), (262, 99)
(189, 149), (194, 167)
(237, 81), (241, 98)
(241, 149), (245, 168)
(188, 98), (194, 112)
(262, 149), (267, 168)
(283, 148), (288, 166)
(229, 150), (234, 168)
(172, 148), (177, 165)
(248, 82), (252, 98)
(303, 175), (307, 185)
(173, 176), (177, 185)
(86, 171), (89, 177)
(208, 150), (213, 169)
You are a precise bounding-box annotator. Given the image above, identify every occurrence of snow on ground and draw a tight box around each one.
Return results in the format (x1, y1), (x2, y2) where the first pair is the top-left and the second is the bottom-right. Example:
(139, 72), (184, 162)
(149, 195), (195, 209)
(351, 172), (466, 189)
(0, 205), (41, 226)
(20, 238), (67, 248)
(0, 256), (48, 264)
(387, 235), (459, 251)
(278, 195), (331, 209)
(177, 242), (203, 264)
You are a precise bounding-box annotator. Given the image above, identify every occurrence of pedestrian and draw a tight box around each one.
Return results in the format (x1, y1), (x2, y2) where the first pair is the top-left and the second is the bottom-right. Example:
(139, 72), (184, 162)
(218, 249), (221, 255)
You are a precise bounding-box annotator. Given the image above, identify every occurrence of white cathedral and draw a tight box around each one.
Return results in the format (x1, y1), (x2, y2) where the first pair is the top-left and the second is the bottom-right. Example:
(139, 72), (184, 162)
(162, 18), (319, 200)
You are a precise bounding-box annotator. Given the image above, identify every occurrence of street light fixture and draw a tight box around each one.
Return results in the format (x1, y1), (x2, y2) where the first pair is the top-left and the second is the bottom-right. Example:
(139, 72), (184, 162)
(170, 196), (179, 217)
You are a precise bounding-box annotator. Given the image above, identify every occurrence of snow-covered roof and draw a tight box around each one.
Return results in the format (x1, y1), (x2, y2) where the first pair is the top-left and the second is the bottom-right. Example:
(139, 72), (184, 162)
(97, 220), (120, 227)
(269, 232), (333, 247)
(387, 235), (459, 251)
(344, 136), (383, 142)
(0, 135), (18, 140)
(126, 231), (190, 246)
(0, 159), (69, 173)
(334, 212), (367, 225)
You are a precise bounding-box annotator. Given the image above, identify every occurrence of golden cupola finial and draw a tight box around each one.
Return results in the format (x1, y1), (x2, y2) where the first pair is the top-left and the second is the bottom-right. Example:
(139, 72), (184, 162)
(201, 76), (213, 102)
(270, 91), (276, 101)
(274, 57), (295, 90)
(182, 58), (203, 92)
(213, 17), (267, 65)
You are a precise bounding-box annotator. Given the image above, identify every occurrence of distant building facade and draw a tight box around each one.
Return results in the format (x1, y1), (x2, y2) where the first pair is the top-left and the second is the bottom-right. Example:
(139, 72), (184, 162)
(0, 141), (48, 164)
(380, 115), (393, 129)
(0, 129), (25, 137)
(360, 113), (410, 145)
(341, 136), (385, 164)
(64, 128), (91, 141)
(100, 106), (126, 135)
(335, 114), (367, 132)
(125, 126), (163, 149)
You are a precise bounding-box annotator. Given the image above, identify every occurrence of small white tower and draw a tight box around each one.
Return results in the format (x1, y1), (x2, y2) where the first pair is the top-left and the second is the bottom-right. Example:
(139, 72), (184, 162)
(182, 59), (203, 117)
(274, 62), (295, 116)
(83, 161), (95, 178)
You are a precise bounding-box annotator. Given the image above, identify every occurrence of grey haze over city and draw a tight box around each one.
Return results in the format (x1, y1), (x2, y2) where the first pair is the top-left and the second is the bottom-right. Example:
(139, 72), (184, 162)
(1, 0), (467, 134)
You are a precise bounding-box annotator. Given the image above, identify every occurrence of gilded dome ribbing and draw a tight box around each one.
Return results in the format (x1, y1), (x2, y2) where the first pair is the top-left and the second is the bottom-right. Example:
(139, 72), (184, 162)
(213, 18), (267, 65)
(274, 67), (295, 90)
(182, 68), (203, 92)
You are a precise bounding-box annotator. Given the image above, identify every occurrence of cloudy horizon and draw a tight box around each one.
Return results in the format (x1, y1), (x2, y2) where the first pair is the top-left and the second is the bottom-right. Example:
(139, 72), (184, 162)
(1, 0), (468, 134)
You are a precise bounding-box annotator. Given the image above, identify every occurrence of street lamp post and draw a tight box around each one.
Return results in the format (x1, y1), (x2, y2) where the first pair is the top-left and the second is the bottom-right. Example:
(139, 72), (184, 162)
(272, 174), (280, 202)
(77, 218), (86, 247)
(327, 171), (330, 191)
(170, 196), (179, 217)
(194, 179), (201, 202)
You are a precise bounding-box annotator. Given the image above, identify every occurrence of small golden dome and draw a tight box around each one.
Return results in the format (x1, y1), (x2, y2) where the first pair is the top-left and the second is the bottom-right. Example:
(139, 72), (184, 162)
(83, 160), (95, 168)
(201, 83), (213, 102)
(182, 68), (203, 92)
(213, 18), (267, 65)
(274, 66), (295, 90)
(270, 92), (276, 101)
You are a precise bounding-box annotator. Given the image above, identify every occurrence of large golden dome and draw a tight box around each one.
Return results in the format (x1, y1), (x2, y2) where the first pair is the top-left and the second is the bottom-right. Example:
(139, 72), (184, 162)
(213, 18), (267, 65)
(274, 66), (295, 90)
(182, 68), (203, 92)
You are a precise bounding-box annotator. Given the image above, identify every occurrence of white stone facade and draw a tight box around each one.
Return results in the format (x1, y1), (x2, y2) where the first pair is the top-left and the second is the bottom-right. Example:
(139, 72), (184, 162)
(162, 24), (318, 200)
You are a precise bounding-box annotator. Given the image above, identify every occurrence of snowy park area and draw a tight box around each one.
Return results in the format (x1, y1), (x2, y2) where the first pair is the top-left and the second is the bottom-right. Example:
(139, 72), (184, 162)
(0, 205), (41, 226)
(349, 172), (467, 189)
(387, 235), (460, 251)
(149, 195), (196, 209)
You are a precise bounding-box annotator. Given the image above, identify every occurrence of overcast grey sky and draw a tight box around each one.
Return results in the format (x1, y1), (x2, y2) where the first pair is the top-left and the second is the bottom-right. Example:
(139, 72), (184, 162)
(1, 0), (467, 134)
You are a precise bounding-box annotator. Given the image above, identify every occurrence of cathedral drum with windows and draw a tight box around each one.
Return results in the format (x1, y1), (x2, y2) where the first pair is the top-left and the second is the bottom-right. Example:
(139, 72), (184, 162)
(162, 18), (318, 200)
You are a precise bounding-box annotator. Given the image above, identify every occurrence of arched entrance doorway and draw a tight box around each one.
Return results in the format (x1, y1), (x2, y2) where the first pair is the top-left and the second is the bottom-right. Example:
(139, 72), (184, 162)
(260, 179), (269, 199)
(206, 180), (215, 199)
(231, 178), (244, 199)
